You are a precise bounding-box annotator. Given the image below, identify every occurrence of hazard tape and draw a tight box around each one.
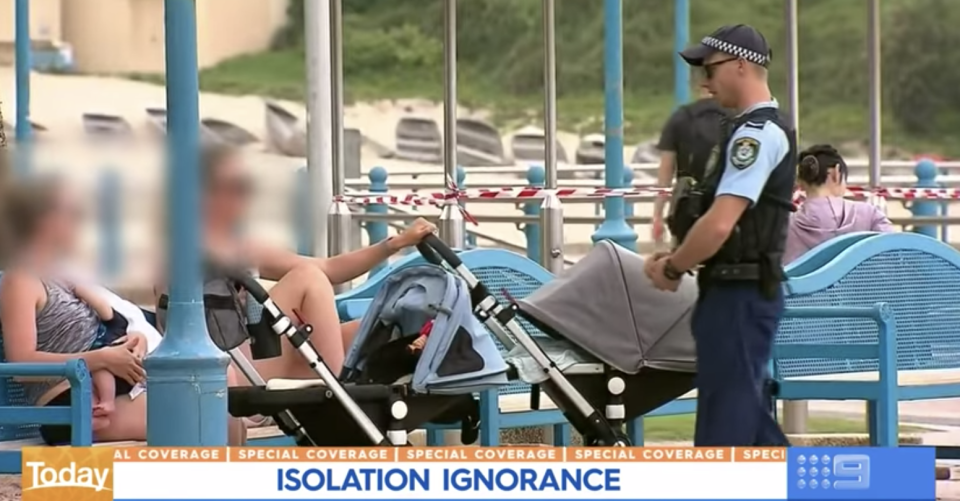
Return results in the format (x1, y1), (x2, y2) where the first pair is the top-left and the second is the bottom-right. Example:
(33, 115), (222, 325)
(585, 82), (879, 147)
(336, 185), (960, 207)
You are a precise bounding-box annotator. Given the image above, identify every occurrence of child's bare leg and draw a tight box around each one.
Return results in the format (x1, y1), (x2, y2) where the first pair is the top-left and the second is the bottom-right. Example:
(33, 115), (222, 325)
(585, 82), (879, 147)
(91, 370), (116, 431)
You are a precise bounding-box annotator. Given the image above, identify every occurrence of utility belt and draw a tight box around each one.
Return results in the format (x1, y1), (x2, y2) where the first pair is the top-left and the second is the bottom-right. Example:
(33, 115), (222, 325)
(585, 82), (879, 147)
(698, 256), (785, 300)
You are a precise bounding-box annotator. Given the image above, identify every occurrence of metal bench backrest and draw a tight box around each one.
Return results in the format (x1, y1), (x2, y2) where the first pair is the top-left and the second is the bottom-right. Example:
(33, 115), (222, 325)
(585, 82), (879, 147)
(777, 233), (960, 379)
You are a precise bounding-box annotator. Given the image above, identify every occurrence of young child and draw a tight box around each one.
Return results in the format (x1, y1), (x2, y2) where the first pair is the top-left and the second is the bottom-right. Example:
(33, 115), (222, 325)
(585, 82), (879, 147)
(71, 282), (133, 430)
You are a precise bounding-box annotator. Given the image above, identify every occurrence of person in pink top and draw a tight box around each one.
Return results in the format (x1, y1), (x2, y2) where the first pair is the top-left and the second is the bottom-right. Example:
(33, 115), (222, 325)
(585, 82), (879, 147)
(784, 144), (894, 264)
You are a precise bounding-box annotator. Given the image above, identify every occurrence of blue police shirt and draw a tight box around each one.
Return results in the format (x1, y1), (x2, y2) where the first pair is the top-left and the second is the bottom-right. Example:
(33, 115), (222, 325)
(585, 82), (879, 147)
(715, 100), (790, 205)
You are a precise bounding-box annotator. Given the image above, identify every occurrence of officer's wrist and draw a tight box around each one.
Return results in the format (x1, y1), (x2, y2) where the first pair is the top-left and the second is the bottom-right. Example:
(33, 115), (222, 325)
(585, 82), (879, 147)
(663, 259), (685, 281)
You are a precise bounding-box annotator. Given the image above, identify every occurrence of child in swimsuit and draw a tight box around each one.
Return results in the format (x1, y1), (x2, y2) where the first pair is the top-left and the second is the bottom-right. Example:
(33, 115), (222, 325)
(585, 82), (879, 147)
(71, 282), (132, 430)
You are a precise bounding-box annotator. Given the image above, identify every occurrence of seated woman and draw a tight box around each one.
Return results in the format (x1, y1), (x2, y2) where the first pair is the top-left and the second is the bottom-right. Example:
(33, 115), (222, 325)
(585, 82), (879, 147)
(154, 144), (436, 386)
(0, 176), (246, 445)
(784, 144), (894, 264)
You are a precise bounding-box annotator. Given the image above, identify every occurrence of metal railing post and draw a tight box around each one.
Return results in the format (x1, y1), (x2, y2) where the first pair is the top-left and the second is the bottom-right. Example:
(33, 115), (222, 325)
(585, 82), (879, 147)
(14, 0), (31, 176)
(524, 165), (545, 263)
(366, 167), (389, 277)
(98, 168), (122, 281)
(591, 0), (637, 251)
(294, 167), (313, 255)
(912, 160), (938, 238)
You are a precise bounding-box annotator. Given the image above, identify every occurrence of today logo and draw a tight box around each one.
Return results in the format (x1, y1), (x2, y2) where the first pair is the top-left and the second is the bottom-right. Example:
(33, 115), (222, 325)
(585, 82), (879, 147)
(21, 446), (114, 501)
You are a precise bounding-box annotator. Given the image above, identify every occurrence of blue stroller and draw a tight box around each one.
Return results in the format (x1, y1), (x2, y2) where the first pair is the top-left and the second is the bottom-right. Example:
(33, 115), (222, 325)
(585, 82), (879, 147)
(226, 261), (510, 446)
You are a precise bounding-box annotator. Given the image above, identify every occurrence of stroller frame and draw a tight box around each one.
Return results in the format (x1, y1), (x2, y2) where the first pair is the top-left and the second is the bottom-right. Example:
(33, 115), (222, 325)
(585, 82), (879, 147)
(227, 272), (412, 447)
(416, 236), (630, 446)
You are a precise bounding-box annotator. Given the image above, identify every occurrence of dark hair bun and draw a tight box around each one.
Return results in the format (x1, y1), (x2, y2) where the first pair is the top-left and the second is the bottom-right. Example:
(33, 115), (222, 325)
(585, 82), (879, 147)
(797, 144), (843, 185)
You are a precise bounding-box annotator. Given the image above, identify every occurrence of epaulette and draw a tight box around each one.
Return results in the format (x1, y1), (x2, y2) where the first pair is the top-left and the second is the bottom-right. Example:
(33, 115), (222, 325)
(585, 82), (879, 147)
(742, 120), (769, 130)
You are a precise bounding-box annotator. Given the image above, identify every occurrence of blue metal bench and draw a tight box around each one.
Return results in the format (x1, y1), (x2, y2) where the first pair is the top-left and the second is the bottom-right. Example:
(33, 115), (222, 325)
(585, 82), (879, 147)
(777, 232), (960, 447)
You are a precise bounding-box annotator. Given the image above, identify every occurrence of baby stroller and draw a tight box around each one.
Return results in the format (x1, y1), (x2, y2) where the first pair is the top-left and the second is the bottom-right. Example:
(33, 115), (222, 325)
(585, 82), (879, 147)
(415, 235), (698, 446)
(225, 263), (509, 446)
(227, 235), (699, 447)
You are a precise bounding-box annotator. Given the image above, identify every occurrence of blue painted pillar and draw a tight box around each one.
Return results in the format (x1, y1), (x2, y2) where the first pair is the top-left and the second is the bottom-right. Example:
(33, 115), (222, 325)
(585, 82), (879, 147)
(911, 159), (938, 238)
(523, 165), (545, 263)
(145, 0), (230, 447)
(623, 168), (635, 228)
(673, 0), (690, 106)
(98, 169), (122, 280)
(366, 167), (389, 276)
(14, 0), (31, 176)
(592, 0), (638, 252)
(294, 167), (312, 255)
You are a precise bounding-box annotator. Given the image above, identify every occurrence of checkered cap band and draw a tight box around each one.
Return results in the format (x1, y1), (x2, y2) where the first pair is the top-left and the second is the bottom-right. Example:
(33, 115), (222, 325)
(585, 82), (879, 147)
(702, 36), (769, 66)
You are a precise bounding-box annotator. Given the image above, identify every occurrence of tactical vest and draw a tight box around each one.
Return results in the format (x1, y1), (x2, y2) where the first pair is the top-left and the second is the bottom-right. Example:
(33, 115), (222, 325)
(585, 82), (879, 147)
(686, 106), (796, 294)
(157, 275), (250, 352)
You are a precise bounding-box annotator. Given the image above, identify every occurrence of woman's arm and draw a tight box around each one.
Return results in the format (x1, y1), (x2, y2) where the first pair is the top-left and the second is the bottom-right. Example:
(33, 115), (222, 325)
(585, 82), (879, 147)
(0, 271), (110, 371)
(872, 207), (895, 233)
(72, 283), (113, 321)
(254, 238), (398, 285)
(254, 218), (436, 284)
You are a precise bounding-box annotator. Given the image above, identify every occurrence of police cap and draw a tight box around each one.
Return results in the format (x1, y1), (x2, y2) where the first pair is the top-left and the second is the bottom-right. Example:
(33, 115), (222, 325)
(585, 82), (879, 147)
(679, 24), (772, 68)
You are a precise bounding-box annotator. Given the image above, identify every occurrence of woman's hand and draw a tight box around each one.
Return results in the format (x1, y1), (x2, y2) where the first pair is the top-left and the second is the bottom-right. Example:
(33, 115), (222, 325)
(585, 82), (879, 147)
(98, 345), (146, 385)
(391, 218), (437, 250)
(116, 332), (149, 360)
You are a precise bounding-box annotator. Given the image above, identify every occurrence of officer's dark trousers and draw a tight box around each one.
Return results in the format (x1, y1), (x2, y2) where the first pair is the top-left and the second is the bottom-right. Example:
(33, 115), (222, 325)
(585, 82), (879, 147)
(691, 281), (790, 446)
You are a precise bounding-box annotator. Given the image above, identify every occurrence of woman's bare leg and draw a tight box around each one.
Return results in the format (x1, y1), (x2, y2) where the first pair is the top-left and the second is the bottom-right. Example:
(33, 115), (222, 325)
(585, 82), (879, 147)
(94, 395), (146, 442)
(96, 369), (247, 445)
(251, 264), (349, 379)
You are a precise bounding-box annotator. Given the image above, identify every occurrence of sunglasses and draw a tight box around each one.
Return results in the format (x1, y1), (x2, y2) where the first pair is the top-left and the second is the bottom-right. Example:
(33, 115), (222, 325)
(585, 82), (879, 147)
(703, 57), (739, 79)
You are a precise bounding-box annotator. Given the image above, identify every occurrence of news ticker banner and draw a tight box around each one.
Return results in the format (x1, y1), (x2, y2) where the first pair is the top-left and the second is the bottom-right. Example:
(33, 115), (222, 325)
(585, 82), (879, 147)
(20, 445), (933, 501)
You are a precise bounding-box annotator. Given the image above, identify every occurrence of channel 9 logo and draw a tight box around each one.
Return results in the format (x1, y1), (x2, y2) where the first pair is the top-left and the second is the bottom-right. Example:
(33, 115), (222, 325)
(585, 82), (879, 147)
(795, 453), (870, 490)
(21, 446), (114, 501)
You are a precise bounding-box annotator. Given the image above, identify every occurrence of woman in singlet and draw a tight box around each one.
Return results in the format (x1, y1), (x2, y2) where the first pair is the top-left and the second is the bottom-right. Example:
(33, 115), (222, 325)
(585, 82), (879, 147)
(154, 145), (435, 383)
(0, 176), (247, 445)
(785, 144), (894, 264)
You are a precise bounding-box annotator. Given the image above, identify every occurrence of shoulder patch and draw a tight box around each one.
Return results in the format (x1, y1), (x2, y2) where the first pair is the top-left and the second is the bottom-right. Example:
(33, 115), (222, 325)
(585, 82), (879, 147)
(730, 137), (760, 169)
(743, 121), (767, 130)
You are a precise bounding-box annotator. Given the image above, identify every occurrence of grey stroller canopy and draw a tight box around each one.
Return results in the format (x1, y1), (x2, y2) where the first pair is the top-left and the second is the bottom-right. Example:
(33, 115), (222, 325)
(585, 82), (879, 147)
(518, 240), (698, 374)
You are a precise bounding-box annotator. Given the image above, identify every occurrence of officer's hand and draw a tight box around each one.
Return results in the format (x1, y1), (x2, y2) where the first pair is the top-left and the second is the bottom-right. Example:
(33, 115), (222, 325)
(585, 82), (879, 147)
(646, 255), (681, 292)
(644, 252), (670, 279)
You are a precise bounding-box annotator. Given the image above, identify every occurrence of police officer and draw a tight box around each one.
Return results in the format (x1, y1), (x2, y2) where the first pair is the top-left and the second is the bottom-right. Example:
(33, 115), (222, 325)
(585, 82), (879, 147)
(644, 24), (794, 446)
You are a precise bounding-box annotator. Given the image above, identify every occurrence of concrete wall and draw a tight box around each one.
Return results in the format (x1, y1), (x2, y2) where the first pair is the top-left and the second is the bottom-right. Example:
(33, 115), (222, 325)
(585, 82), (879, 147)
(59, 0), (289, 74)
(0, 0), (63, 42)
(0, 0), (64, 64)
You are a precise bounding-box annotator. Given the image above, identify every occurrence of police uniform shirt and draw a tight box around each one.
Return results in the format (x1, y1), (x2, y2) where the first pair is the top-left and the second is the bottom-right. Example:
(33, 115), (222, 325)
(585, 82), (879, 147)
(715, 100), (790, 205)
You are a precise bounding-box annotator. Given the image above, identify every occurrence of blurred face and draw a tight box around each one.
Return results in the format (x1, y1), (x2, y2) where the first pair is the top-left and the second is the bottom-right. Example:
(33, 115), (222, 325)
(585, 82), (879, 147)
(701, 52), (745, 108)
(205, 153), (253, 227)
(36, 185), (84, 255)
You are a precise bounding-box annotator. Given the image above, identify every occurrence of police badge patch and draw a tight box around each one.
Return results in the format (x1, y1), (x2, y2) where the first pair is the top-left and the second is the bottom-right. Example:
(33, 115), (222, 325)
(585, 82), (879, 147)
(731, 137), (760, 169)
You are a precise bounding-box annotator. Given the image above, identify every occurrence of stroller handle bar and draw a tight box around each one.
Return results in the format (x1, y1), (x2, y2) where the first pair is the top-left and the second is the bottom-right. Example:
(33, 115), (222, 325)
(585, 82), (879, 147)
(417, 234), (464, 269)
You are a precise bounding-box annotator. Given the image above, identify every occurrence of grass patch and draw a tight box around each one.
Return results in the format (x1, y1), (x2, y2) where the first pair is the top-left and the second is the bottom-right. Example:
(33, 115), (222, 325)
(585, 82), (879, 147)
(642, 414), (922, 443)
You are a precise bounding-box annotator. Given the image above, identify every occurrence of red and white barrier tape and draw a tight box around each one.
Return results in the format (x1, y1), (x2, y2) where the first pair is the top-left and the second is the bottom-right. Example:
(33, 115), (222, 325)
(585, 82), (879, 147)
(336, 185), (960, 207)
